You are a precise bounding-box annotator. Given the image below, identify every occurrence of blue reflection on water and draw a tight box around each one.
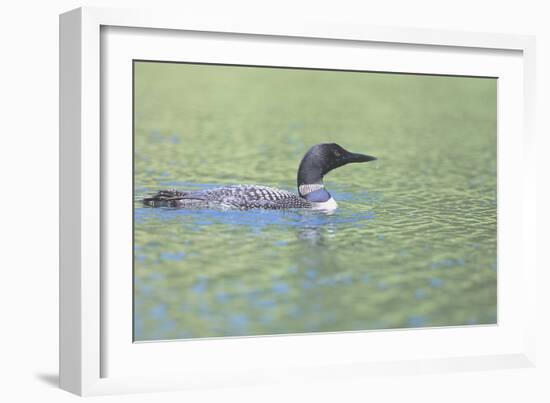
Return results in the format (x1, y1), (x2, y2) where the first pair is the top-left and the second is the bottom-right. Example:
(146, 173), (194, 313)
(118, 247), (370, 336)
(190, 277), (208, 294)
(407, 315), (428, 327)
(160, 251), (185, 261)
(150, 303), (167, 317)
(135, 205), (375, 230)
(272, 282), (290, 295)
(215, 291), (230, 303)
(229, 314), (249, 332)
(305, 269), (318, 280)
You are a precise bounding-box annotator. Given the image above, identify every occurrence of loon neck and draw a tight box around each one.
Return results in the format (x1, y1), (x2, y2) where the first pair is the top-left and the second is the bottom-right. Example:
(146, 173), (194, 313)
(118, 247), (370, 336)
(297, 160), (323, 190)
(299, 183), (332, 203)
(297, 162), (330, 202)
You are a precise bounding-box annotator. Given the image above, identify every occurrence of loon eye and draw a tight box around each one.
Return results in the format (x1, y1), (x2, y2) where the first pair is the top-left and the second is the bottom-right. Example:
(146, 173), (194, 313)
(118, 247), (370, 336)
(333, 150), (341, 157)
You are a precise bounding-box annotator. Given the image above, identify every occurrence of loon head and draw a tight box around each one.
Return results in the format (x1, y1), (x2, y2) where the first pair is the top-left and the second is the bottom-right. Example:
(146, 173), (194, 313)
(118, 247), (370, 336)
(297, 143), (376, 203)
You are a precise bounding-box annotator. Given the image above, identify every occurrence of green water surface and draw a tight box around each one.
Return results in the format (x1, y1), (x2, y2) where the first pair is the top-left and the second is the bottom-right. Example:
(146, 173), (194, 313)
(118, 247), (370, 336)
(133, 61), (497, 341)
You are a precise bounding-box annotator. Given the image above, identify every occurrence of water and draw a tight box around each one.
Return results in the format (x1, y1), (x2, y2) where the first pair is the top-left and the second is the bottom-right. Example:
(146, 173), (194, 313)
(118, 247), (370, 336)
(133, 62), (497, 341)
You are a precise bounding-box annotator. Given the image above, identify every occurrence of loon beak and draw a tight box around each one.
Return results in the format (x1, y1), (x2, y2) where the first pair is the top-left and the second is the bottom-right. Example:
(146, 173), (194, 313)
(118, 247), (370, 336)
(346, 152), (377, 163)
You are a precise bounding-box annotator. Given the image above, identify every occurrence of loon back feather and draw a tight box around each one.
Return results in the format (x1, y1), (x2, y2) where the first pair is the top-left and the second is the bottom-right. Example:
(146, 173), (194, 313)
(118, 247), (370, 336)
(143, 185), (312, 210)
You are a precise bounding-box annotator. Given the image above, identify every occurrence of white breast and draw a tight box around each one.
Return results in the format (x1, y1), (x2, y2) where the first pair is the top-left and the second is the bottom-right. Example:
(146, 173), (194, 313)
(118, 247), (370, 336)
(310, 197), (338, 211)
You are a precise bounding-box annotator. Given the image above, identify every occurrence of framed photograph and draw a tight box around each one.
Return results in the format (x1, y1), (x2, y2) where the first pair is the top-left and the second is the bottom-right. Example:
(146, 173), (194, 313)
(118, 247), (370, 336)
(60, 7), (537, 396)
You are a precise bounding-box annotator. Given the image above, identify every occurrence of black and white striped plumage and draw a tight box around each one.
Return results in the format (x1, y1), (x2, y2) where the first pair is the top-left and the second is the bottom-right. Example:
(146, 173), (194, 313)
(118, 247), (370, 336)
(143, 185), (312, 210)
(143, 143), (376, 211)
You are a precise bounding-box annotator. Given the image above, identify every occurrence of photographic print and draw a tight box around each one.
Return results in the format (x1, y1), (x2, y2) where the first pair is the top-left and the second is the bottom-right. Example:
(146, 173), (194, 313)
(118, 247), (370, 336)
(133, 61), (497, 341)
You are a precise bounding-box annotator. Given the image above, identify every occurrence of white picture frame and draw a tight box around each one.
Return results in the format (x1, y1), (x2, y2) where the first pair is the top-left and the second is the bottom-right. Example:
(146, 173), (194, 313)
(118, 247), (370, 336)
(59, 6), (537, 396)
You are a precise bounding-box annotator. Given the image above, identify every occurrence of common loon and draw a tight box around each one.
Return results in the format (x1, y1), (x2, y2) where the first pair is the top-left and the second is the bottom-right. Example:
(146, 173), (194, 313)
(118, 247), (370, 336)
(143, 143), (376, 211)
